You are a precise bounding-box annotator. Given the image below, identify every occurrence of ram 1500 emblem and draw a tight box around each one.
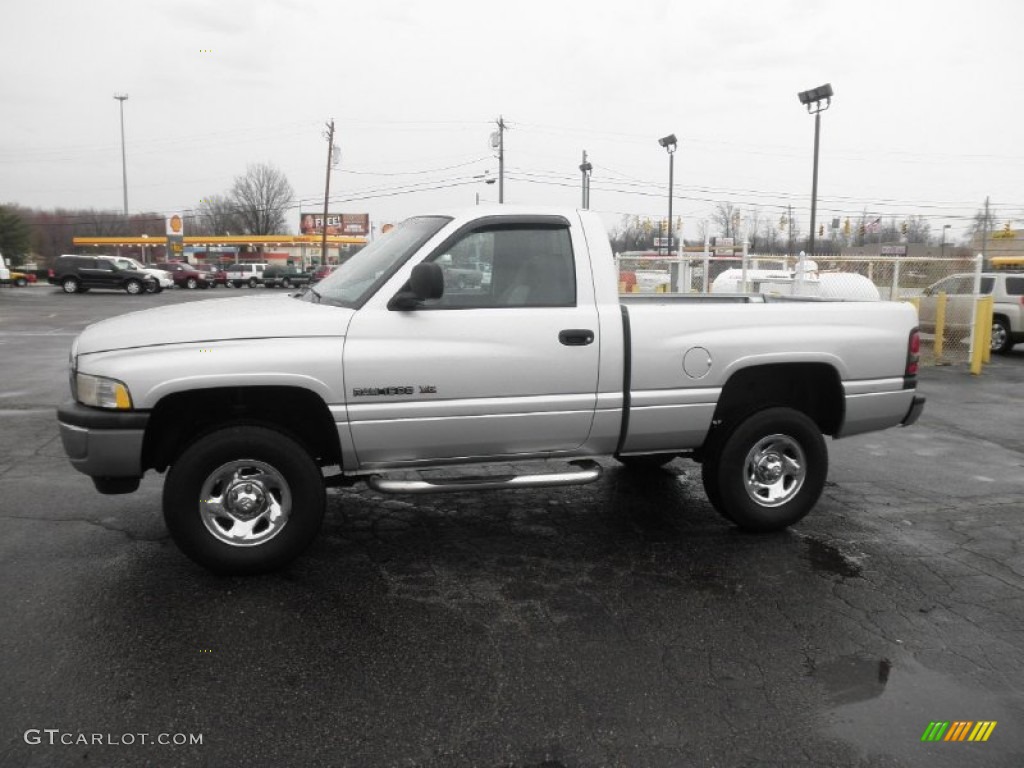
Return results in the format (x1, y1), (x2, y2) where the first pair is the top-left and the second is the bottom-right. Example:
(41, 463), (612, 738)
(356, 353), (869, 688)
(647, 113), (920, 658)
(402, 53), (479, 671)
(352, 386), (415, 397)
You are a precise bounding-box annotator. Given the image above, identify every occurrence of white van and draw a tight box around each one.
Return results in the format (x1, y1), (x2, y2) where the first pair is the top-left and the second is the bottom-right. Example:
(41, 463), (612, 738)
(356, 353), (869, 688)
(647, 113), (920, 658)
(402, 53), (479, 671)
(0, 252), (10, 285)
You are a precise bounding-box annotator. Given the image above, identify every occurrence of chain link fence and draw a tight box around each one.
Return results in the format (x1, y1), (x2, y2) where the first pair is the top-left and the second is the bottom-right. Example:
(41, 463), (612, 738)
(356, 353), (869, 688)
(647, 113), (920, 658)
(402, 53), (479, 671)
(616, 251), (985, 365)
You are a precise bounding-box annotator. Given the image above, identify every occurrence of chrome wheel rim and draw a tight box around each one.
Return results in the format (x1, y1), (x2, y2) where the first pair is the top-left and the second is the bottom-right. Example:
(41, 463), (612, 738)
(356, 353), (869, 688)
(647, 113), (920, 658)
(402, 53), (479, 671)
(743, 434), (806, 507)
(991, 324), (1007, 351)
(126, 281), (141, 294)
(199, 460), (292, 547)
(63, 280), (77, 293)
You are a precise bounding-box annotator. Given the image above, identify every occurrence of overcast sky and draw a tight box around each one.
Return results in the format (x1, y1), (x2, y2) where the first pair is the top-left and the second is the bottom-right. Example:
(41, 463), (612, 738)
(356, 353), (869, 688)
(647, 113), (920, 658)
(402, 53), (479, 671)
(2, 0), (1023, 242)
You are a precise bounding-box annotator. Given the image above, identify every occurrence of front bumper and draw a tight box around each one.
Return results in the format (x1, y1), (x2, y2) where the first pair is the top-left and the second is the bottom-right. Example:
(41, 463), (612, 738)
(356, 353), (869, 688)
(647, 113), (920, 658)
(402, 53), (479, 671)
(57, 401), (149, 480)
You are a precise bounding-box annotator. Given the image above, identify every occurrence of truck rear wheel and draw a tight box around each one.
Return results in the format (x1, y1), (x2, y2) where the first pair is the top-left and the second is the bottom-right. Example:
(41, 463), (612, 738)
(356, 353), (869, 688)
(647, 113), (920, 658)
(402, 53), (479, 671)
(701, 407), (826, 532)
(163, 426), (325, 574)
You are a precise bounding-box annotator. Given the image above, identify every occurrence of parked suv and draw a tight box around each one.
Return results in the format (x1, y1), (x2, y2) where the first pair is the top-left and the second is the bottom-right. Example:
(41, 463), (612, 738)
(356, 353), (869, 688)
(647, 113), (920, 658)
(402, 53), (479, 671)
(101, 256), (174, 293)
(919, 272), (1024, 353)
(48, 255), (156, 295)
(260, 265), (311, 289)
(225, 262), (268, 288)
(155, 262), (212, 290)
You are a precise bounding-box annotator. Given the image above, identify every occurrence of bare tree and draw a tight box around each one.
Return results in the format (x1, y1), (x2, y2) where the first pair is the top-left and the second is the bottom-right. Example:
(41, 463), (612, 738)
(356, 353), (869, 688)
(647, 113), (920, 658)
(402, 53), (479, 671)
(966, 205), (997, 241)
(192, 194), (241, 236)
(711, 202), (741, 239)
(745, 206), (762, 250)
(230, 163), (295, 235)
(906, 215), (931, 244)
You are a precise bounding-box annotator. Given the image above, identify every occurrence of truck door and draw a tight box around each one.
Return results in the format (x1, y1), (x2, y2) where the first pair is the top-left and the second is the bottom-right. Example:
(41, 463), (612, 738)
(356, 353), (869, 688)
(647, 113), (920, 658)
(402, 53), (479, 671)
(343, 218), (600, 466)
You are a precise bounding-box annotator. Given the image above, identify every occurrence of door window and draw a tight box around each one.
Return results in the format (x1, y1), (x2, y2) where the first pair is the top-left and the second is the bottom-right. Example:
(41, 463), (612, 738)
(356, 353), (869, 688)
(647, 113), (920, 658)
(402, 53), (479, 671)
(424, 226), (576, 309)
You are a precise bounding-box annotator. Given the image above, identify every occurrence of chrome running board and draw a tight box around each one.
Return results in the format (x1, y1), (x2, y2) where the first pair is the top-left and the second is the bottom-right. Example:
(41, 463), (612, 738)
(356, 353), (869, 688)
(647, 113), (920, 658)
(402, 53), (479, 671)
(367, 460), (602, 495)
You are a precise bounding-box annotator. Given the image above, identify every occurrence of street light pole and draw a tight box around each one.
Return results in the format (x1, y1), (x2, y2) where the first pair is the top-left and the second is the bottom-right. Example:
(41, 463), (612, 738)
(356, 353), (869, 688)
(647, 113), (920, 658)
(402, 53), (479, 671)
(658, 134), (678, 257)
(114, 94), (129, 215)
(797, 83), (833, 257)
(579, 150), (593, 209)
(940, 224), (951, 259)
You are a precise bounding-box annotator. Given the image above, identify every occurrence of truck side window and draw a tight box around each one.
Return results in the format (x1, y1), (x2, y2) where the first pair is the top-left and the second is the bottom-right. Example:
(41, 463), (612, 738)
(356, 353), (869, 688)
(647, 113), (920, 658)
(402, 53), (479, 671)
(424, 226), (576, 309)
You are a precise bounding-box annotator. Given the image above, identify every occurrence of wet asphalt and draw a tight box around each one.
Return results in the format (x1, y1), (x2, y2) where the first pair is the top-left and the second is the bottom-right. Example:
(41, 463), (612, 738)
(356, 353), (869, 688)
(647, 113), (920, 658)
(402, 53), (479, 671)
(1, 286), (1022, 767)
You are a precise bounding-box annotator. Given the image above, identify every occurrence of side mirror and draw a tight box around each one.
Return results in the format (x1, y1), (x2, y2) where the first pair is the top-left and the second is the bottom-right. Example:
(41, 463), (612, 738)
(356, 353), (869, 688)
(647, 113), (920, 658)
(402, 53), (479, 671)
(388, 262), (444, 310)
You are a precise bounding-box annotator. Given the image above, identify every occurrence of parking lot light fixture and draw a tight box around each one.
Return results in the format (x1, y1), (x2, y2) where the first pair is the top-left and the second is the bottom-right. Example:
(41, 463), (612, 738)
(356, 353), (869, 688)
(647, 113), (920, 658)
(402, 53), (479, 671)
(658, 134), (678, 257)
(797, 83), (833, 257)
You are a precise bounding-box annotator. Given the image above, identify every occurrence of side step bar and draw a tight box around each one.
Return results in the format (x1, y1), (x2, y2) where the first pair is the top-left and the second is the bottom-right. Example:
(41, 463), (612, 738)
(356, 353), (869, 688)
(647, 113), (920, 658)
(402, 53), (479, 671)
(367, 460), (602, 495)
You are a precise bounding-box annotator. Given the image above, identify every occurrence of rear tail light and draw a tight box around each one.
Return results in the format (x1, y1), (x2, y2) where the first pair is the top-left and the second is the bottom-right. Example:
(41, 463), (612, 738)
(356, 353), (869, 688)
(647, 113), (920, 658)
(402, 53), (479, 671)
(48, 269), (55, 278)
(905, 328), (921, 381)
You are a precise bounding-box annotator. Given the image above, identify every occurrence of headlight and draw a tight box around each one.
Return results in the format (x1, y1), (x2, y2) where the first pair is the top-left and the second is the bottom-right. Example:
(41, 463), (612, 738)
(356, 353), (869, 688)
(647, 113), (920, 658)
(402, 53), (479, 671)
(76, 373), (133, 409)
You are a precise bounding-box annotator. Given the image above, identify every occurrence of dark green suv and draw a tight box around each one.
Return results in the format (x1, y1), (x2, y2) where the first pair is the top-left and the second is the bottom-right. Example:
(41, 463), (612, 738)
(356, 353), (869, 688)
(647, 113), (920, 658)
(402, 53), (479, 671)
(260, 266), (311, 289)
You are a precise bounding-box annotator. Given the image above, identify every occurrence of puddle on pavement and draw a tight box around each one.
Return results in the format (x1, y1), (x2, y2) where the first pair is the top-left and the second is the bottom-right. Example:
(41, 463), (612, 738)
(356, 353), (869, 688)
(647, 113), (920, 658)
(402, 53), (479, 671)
(819, 656), (1023, 765)
(814, 655), (891, 705)
(804, 537), (862, 579)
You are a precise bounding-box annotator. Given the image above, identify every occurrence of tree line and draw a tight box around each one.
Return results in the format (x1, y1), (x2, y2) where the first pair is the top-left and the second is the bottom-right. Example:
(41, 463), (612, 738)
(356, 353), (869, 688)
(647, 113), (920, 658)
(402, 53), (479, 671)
(610, 202), (999, 256)
(0, 163), (294, 266)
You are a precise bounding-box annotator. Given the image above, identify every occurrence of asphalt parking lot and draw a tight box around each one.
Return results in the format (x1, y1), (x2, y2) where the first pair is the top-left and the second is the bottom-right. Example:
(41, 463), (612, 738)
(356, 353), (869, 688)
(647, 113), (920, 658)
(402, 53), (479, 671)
(1, 285), (1022, 767)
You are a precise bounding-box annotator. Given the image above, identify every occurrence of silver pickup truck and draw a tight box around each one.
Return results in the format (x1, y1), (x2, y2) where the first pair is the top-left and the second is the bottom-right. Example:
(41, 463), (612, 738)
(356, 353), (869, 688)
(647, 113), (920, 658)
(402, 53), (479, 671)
(57, 207), (925, 573)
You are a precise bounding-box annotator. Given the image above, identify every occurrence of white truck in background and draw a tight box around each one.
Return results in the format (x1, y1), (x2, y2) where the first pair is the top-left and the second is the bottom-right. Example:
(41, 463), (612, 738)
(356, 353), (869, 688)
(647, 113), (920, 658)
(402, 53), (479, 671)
(56, 207), (924, 574)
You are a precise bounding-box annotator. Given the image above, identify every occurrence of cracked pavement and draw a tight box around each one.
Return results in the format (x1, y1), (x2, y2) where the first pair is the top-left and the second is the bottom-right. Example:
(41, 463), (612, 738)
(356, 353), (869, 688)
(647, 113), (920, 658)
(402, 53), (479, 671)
(1, 288), (1022, 767)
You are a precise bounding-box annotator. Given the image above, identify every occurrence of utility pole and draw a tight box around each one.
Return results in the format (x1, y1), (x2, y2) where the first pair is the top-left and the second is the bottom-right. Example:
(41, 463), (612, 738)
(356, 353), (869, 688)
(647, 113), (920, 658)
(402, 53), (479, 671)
(496, 116), (505, 204)
(787, 204), (794, 258)
(981, 196), (990, 268)
(579, 150), (592, 209)
(114, 94), (129, 215)
(321, 119), (335, 267)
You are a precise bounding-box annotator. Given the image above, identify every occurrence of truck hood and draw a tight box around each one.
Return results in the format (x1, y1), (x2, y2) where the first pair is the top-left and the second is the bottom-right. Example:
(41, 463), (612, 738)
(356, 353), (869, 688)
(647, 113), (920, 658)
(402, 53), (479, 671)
(76, 295), (352, 355)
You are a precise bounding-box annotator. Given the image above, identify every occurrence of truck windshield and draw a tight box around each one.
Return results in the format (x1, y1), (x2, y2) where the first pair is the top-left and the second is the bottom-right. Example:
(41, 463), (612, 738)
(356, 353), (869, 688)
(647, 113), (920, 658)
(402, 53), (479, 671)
(306, 216), (451, 308)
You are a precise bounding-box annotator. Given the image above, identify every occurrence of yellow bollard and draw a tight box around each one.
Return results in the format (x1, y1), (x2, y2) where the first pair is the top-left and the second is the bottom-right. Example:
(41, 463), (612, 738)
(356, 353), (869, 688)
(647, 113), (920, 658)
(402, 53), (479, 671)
(970, 295), (991, 375)
(981, 295), (994, 364)
(934, 292), (947, 361)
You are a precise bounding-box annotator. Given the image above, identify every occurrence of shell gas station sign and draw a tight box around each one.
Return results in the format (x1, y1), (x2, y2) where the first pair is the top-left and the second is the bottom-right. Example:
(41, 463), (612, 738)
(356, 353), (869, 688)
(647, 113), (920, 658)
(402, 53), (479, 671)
(166, 213), (185, 257)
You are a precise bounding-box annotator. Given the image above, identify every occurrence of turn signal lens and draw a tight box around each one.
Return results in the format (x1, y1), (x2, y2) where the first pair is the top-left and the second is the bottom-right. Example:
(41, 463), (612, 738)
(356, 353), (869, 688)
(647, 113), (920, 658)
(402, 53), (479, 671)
(75, 373), (134, 410)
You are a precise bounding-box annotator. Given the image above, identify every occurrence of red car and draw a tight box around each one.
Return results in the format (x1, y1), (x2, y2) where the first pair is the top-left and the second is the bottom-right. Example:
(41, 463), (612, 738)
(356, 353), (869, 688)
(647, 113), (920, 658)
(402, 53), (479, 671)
(311, 264), (339, 284)
(155, 262), (212, 289)
(195, 264), (228, 287)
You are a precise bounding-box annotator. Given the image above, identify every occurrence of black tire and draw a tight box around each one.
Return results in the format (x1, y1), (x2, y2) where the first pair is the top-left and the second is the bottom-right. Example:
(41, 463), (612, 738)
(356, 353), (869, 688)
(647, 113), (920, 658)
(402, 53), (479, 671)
(702, 407), (827, 532)
(616, 454), (676, 471)
(124, 279), (143, 295)
(700, 454), (728, 520)
(163, 426), (325, 575)
(62, 277), (80, 294)
(248, 277), (258, 288)
(991, 317), (1013, 355)
(185, 277), (198, 290)
(232, 280), (243, 289)
(282, 278), (292, 288)
(147, 283), (162, 294)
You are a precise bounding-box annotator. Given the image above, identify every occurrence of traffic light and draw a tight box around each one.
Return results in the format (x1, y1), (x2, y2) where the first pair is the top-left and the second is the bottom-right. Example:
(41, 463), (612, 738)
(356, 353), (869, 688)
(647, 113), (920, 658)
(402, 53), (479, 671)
(901, 221), (908, 235)
(818, 225), (824, 237)
(859, 224), (866, 236)
(843, 218), (851, 235)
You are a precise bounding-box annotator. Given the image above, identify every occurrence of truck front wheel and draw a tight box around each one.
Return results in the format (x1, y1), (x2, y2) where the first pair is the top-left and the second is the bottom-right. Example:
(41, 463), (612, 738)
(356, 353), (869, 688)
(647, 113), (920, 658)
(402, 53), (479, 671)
(163, 426), (325, 574)
(701, 407), (826, 532)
